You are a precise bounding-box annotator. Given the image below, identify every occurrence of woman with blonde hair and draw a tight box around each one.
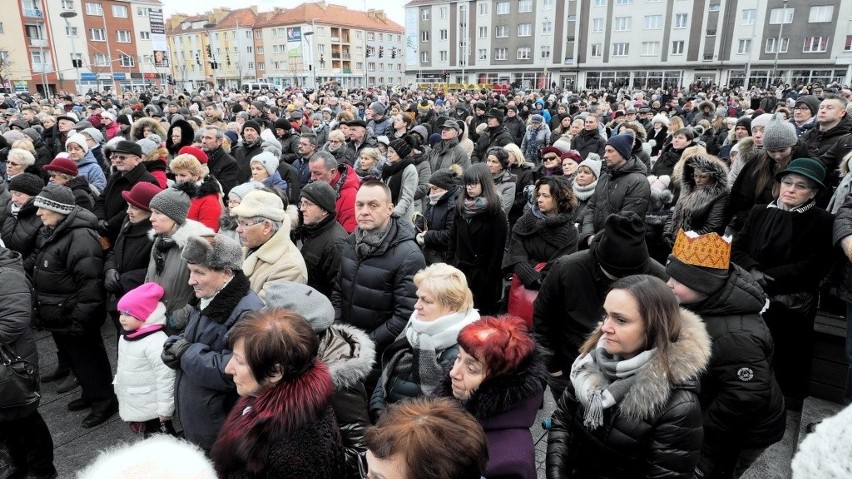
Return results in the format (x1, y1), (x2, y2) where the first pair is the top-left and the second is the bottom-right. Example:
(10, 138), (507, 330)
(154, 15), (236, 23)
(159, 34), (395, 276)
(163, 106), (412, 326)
(169, 153), (222, 231)
(354, 146), (384, 181)
(370, 263), (480, 420)
(323, 128), (354, 165)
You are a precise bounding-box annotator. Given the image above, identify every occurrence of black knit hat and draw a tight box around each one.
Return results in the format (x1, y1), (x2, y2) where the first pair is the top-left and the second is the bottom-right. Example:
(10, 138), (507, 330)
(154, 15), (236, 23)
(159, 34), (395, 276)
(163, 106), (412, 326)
(242, 120), (261, 136)
(300, 181), (337, 215)
(795, 95), (820, 117)
(666, 256), (728, 295)
(429, 166), (461, 190)
(389, 139), (412, 159)
(33, 184), (76, 215)
(8, 173), (44, 196)
(592, 211), (650, 277)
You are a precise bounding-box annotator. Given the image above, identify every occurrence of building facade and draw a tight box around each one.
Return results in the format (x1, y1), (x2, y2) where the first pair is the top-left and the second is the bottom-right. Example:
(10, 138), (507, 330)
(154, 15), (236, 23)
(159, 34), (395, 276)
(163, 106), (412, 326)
(166, 1), (404, 91)
(404, 0), (852, 90)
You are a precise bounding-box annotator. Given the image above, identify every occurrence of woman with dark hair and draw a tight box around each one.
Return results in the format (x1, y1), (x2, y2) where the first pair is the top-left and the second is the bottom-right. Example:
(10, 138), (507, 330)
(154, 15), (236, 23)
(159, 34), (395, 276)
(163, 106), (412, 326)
(390, 114), (411, 140)
(546, 275), (710, 478)
(503, 176), (578, 290)
(653, 127), (696, 178)
(210, 309), (345, 478)
(433, 315), (547, 479)
(382, 138), (419, 223)
(505, 143), (535, 226)
(485, 147), (517, 215)
(418, 165), (463, 265)
(447, 163), (509, 314)
(166, 119), (195, 159)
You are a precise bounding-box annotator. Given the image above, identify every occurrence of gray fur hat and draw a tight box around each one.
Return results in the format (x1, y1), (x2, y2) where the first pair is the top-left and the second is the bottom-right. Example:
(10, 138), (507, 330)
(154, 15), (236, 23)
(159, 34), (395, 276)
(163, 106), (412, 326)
(180, 234), (243, 271)
(263, 282), (334, 333)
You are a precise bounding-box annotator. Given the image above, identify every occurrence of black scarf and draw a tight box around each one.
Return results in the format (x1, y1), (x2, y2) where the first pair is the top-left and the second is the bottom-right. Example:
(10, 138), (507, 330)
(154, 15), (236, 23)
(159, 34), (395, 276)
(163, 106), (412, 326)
(381, 157), (414, 205)
(153, 235), (176, 275)
(752, 199), (815, 265)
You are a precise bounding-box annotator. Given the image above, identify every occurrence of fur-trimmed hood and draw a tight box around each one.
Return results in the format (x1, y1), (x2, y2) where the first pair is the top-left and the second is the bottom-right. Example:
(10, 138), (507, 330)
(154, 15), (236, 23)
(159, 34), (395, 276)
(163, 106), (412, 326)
(147, 218), (214, 247)
(320, 323), (376, 390)
(130, 117), (167, 142)
(181, 174), (222, 198)
(583, 308), (711, 420)
(678, 154), (729, 196)
(166, 119), (195, 155)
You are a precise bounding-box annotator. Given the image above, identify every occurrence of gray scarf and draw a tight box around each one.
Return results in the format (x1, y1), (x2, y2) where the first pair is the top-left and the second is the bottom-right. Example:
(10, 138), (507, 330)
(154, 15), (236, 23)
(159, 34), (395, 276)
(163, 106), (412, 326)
(570, 337), (655, 429)
(354, 224), (391, 258)
(572, 180), (598, 201)
(404, 309), (479, 395)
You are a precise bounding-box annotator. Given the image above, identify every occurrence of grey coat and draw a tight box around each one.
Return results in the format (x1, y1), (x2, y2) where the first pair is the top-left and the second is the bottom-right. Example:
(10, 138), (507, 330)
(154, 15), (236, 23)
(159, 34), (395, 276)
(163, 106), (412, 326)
(145, 219), (215, 314)
(428, 138), (471, 173)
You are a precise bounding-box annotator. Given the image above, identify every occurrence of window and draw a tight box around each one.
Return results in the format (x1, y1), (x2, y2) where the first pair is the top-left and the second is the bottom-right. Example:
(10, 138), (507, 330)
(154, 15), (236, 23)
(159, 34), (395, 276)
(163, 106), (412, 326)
(436, 50), (445, 61)
(137, 7), (147, 16)
(568, 15), (577, 22)
(440, 29), (448, 40)
(62, 0), (74, 9)
(706, 28), (716, 36)
(246, 46), (253, 53)
(421, 8), (429, 20)
(420, 51), (429, 62)
(421, 31), (430, 42)
(674, 13), (688, 28)
(31, 51), (51, 70)
(479, 3), (488, 15)
(615, 0), (633, 4)
(846, 35), (852, 52)
(439, 7), (447, 19)
(478, 48), (487, 60)
(112, 5), (127, 17)
(590, 43), (603, 57)
(809, 6), (834, 23)
(708, 4), (720, 12)
(516, 47), (530, 59)
(612, 42), (629, 56)
(641, 41), (659, 56)
(496, 2), (510, 15)
(614, 17), (631, 31)
(644, 15), (662, 30)
(741, 9), (756, 25)
(94, 53), (108, 66)
(85, 2), (102, 15)
(70, 52), (82, 65)
(541, 46), (551, 58)
(518, 0), (532, 13)
(765, 37), (788, 53)
(594, 0), (606, 5)
(495, 25), (507, 38)
(592, 18), (604, 32)
(89, 28), (105, 41)
(0, 22), (3, 34)
(139, 31), (150, 40)
(119, 54), (134, 67)
(542, 21), (553, 34)
(257, 46), (264, 54)
(66, 26), (78, 36)
(544, 0), (554, 7)
(494, 47), (507, 60)
(769, 8), (794, 24)
(803, 36), (829, 53)
(671, 40), (685, 55)
(737, 39), (751, 54)
(518, 24), (531, 37)
(116, 30), (131, 43)
(258, 62), (264, 70)
(367, 32), (374, 41)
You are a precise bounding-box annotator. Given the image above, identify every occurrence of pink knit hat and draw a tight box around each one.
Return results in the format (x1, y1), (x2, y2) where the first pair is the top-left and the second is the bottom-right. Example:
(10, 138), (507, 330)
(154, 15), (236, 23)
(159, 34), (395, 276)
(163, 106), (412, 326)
(117, 283), (165, 322)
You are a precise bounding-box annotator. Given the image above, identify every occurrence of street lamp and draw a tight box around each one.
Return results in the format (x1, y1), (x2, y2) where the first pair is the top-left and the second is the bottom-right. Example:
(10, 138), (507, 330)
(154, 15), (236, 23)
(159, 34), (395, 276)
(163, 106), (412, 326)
(303, 19), (317, 89)
(60, 11), (79, 95)
(36, 20), (50, 100)
(772, 0), (789, 85)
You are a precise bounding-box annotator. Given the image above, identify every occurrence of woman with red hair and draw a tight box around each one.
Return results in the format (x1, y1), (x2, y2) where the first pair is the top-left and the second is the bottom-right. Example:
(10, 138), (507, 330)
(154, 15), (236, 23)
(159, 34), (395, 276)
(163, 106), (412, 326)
(433, 315), (546, 479)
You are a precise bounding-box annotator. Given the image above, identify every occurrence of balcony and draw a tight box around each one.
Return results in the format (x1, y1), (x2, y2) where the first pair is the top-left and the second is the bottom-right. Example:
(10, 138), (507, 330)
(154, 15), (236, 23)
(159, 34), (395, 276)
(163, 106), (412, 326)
(28, 38), (47, 47)
(23, 8), (43, 18)
(32, 63), (52, 73)
(331, 36), (340, 43)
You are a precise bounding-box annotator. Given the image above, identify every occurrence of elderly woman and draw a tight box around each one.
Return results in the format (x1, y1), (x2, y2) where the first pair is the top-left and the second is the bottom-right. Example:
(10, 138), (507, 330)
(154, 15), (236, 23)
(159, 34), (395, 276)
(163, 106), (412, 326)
(381, 138), (418, 223)
(65, 132), (106, 193)
(2, 173), (45, 275)
(572, 156), (601, 226)
(43, 156), (96, 211)
(249, 150), (288, 192)
(504, 176), (578, 291)
(546, 275), (710, 478)
(5, 148), (37, 182)
(664, 153), (730, 246)
(161, 234), (265, 452)
(354, 147), (384, 181)
(433, 315), (547, 479)
(561, 150), (582, 184)
(370, 263), (480, 420)
(170, 153), (222, 232)
(732, 158), (834, 411)
(418, 166), (463, 265)
(322, 129), (355, 166)
(209, 309), (346, 478)
(485, 147), (517, 216)
(536, 146), (564, 180)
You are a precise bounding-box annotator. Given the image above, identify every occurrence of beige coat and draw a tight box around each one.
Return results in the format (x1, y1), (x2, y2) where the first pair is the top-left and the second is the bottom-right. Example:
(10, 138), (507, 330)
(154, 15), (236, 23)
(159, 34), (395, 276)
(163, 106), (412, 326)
(243, 221), (308, 299)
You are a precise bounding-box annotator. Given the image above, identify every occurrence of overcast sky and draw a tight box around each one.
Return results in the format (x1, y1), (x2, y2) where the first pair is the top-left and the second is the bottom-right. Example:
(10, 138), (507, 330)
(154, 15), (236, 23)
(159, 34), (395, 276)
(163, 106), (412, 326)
(161, 0), (406, 25)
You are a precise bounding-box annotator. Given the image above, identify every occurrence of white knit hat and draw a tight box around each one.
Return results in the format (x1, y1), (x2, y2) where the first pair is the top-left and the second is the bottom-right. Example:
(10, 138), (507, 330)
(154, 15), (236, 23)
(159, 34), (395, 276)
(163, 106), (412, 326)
(65, 133), (89, 153)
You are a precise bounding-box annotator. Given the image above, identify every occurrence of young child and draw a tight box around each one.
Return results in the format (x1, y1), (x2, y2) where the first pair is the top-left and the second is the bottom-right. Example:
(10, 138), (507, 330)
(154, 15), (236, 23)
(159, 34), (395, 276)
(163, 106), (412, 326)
(114, 282), (177, 437)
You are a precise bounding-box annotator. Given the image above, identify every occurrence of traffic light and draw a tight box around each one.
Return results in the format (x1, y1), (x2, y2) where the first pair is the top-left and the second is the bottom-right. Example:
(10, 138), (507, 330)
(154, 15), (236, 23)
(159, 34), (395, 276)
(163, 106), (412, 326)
(391, 47), (396, 59)
(443, 70), (449, 81)
(379, 46), (384, 58)
(196, 52), (201, 65)
(206, 45), (212, 58)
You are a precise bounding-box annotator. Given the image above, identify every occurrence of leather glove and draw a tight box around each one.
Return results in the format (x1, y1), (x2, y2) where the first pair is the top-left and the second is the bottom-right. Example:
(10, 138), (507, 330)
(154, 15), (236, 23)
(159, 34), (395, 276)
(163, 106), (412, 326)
(749, 268), (774, 289)
(161, 337), (191, 369)
(104, 269), (121, 293)
(97, 219), (110, 234)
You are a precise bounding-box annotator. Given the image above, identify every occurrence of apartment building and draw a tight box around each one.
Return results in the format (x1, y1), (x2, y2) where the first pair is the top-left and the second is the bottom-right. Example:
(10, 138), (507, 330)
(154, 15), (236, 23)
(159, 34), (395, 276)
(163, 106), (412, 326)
(166, 1), (404, 91)
(405, 0), (852, 90)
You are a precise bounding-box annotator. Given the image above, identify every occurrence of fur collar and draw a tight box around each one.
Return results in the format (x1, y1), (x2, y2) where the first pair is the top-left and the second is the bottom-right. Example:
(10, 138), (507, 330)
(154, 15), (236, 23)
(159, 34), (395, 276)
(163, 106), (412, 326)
(320, 323), (376, 390)
(736, 137), (758, 165)
(586, 308), (711, 420)
(670, 155), (729, 232)
(182, 175), (221, 198)
(195, 271), (251, 324)
(210, 360), (334, 475)
(147, 218), (214, 247)
(433, 352), (548, 421)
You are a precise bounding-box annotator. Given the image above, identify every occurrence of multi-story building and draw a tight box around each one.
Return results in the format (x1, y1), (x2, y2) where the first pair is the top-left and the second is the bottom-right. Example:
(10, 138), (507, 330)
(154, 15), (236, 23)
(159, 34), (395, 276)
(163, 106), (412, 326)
(1, 0), (167, 96)
(166, 1), (404, 91)
(405, 0), (852, 90)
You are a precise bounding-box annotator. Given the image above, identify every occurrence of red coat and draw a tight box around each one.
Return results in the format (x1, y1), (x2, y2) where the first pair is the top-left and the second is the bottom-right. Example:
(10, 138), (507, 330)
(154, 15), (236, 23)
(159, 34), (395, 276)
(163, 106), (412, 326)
(331, 164), (361, 234)
(186, 176), (222, 232)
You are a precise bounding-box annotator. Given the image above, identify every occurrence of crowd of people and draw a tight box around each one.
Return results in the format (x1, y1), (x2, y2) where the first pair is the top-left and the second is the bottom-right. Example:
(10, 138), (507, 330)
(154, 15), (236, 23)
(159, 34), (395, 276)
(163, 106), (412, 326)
(1, 80), (852, 478)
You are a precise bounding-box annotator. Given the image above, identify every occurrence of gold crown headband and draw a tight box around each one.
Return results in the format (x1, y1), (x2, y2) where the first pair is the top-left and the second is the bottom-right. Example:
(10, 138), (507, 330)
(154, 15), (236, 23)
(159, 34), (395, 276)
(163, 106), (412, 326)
(671, 229), (731, 270)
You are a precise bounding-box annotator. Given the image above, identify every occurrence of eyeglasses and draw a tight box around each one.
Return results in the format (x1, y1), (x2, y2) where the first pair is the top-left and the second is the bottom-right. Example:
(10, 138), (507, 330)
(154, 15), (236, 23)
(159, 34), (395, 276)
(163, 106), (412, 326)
(780, 177), (812, 191)
(298, 199), (316, 209)
(236, 218), (266, 228)
(465, 181), (480, 188)
(794, 106), (810, 111)
(7, 161), (23, 167)
(327, 140), (343, 144)
(543, 155), (560, 161)
(110, 155), (130, 161)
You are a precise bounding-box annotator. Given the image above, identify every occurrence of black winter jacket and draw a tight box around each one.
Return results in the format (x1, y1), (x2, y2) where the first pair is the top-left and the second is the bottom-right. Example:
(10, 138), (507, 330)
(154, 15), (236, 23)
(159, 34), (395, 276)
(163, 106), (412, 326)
(233, 139), (264, 184)
(447, 206), (508, 315)
(298, 214), (348, 298)
(206, 146), (240, 197)
(332, 218), (425, 352)
(2, 198), (42, 276)
(422, 185), (461, 265)
(504, 115), (526, 145)
(0, 248), (37, 369)
(93, 162), (159, 244)
(833, 190), (852, 302)
(571, 128), (606, 160)
(104, 217), (154, 302)
(472, 125), (514, 163)
(503, 209), (578, 289)
(65, 176), (96, 211)
(546, 309), (710, 479)
(664, 154), (729, 243)
(579, 157), (651, 243)
(32, 207), (105, 334)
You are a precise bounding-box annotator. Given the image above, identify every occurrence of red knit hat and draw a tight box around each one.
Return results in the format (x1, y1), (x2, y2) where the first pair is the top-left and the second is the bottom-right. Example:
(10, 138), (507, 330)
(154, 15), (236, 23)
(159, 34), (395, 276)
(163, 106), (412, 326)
(121, 182), (162, 211)
(117, 282), (164, 322)
(178, 145), (208, 165)
(43, 157), (78, 176)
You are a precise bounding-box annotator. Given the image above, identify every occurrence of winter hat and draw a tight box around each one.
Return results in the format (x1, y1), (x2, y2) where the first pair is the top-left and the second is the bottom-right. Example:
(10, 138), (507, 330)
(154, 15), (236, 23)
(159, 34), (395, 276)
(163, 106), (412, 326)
(369, 101), (387, 116)
(65, 133), (89, 153)
(21, 128), (41, 144)
(750, 113), (773, 131)
(389, 139), (412, 159)
(112, 140), (143, 158)
(74, 120), (93, 131)
(223, 130), (239, 145)
(561, 150), (582, 164)
(231, 189), (286, 221)
(82, 127), (104, 145)
(775, 157), (826, 190)
(43, 157), (79, 176)
(259, 128), (277, 144)
(178, 145), (208, 165)
(666, 230), (731, 296)
(149, 187), (191, 225)
(592, 211), (650, 278)
(485, 108), (504, 122)
(417, 100), (432, 113)
(117, 282), (165, 322)
(762, 115), (798, 151)
(300, 181), (337, 215)
(376, 135), (390, 147)
(714, 107), (728, 119)
(2, 130), (25, 144)
(263, 282), (334, 333)
(116, 114), (133, 126)
(529, 114), (544, 124)
(606, 134), (633, 160)
(9, 119), (28, 131)
(429, 166), (462, 190)
(8, 173), (44, 196)
(33, 184), (76, 215)
(181, 234), (244, 271)
(428, 133), (442, 147)
(410, 125), (429, 142)
(735, 116), (752, 131)
(794, 95), (820, 117)
(250, 151), (279, 176)
(121, 182), (162, 212)
(648, 174), (671, 192)
(651, 114), (670, 127)
(578, 156), (602, 179)
(250, 101), (266, 113)
(242, 120), (261, 136)
(552, 137), (572, 154)
(228, 182), (260, 202)
(136, 137), (159, 156)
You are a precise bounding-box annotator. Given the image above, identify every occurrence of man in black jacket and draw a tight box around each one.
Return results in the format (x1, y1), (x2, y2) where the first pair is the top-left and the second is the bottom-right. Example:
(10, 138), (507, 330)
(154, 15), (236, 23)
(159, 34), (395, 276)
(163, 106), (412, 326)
(233, 120), (264, 183)
(297, 182), (348, 297)
(471, 108), (513, 163)
(200, 125), (239, 198)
